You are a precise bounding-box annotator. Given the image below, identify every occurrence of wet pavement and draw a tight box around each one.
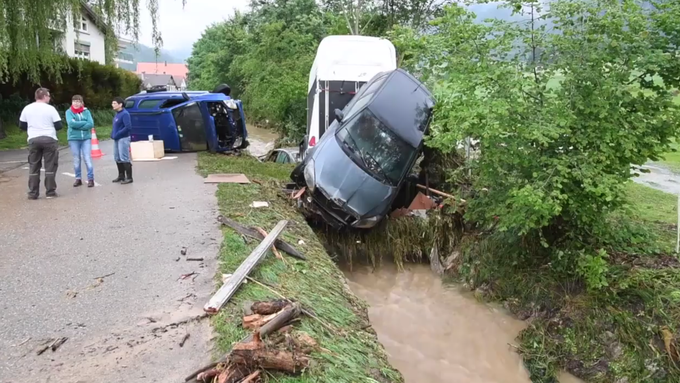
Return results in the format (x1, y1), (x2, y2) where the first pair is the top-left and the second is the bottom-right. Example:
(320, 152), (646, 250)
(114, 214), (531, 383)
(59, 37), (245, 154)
(633, 163), (680, 194)
(0, 140), (221, 382)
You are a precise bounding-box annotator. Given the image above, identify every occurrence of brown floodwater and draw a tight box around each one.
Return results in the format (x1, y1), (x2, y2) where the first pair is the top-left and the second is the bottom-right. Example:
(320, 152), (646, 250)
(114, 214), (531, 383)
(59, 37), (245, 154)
(246, 124), (280, 157)
(342, 263), (584, 383)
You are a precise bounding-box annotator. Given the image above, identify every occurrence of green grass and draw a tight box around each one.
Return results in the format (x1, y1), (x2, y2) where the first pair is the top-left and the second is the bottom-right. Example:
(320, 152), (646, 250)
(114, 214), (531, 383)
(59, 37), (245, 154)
(444, 182), (680, 383)
(0, 123), (112, 151)
(196, 153), (402, 383)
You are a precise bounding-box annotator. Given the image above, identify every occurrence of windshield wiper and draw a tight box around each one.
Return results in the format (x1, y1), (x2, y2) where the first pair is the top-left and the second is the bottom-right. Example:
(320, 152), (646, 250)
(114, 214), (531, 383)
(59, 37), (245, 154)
(342, 133), (369, 168)
(342, 132), (391, 184)
(361, 150), (391, 184)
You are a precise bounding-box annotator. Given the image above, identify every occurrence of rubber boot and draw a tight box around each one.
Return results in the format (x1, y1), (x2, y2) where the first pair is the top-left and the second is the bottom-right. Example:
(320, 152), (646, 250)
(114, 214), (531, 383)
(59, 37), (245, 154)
(112, 162), (125, 183)
(121, 162), (133, 184)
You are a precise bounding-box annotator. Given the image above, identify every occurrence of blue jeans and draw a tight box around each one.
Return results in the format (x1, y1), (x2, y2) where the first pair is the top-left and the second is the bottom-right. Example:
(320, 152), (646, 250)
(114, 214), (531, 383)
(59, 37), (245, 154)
(113, 136), (131, 163)
(68, 139), (94, 180)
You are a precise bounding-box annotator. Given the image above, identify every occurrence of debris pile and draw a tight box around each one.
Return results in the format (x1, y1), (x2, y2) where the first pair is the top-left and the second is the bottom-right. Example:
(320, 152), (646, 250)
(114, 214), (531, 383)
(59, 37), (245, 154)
(186, 300), (316, 383)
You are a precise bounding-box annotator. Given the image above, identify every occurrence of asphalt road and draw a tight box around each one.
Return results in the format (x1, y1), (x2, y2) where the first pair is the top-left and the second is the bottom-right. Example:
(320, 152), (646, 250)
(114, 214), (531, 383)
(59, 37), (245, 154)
(0, 140), (221, 382)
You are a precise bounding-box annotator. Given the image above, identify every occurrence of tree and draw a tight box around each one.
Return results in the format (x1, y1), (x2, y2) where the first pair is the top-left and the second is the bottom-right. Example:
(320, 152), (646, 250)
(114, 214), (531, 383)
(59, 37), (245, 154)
(188, 0), (328, 139)
(0, 0), (164, 84)
(391, 0), (680, 246)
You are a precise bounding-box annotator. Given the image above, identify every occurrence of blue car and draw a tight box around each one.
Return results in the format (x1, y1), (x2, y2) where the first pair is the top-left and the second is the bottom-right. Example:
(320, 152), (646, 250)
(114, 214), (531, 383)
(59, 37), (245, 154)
(124, 85), (249, 153)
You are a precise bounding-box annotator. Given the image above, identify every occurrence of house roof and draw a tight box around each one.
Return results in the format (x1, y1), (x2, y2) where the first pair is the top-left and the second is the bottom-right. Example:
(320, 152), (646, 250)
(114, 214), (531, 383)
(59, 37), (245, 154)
(174, 75), (186, 85)
(136, 62), (188, 79)
(138, 73), (176, 87)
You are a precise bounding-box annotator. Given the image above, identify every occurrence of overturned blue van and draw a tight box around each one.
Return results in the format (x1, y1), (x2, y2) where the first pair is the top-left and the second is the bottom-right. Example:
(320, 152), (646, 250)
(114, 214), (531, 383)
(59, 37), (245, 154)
(124, 85), (249, 153)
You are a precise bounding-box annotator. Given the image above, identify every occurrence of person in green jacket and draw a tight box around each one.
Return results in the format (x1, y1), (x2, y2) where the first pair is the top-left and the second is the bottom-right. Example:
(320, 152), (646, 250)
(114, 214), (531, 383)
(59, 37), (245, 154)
(66, 95), (95, 187)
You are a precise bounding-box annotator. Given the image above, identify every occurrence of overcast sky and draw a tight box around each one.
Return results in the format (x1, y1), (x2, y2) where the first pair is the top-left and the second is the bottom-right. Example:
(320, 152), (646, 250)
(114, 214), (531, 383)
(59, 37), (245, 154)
(137, 0), (250, 55)
(133, 1), (516, 58)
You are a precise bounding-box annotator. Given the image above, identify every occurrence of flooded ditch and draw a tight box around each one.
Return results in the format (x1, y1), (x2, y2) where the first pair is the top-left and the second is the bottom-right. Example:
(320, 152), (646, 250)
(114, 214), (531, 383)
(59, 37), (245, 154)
(342, 263), (583, 383)
(246, 127), (583, 383)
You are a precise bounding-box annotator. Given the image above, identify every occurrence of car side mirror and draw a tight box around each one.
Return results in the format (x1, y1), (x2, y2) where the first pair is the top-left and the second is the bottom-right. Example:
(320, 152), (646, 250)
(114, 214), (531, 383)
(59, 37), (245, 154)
(334, 109), (344, 122)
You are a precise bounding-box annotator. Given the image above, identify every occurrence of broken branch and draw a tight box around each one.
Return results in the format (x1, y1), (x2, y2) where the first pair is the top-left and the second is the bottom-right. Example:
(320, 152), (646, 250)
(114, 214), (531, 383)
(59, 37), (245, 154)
(217, 215), (306, 261)
(416, 184), (464, 202)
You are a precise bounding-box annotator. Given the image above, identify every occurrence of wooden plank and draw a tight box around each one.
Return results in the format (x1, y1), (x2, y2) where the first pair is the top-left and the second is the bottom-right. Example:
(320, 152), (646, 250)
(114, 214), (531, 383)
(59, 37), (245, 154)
(204, 173), (251, 184)
(217, 215), (306, 260)
(204, 220), (288, 313)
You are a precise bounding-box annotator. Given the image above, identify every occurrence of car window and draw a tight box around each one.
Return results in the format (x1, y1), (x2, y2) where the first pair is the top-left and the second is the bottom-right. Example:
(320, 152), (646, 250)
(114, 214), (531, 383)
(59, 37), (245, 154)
(138, 99), (163, 109)
(267, 151), (278, 162)
(124, 100), (135, 108)
(336, 109), (416, 186)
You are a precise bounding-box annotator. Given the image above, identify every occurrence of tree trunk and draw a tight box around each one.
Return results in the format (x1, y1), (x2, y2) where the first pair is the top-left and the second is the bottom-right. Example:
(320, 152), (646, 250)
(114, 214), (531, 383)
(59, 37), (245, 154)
(0, 120), (6, 140)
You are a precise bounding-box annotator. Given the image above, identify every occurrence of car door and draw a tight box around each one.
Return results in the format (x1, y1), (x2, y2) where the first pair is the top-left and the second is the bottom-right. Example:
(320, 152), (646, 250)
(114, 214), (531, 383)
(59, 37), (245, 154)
(276, 151), (291, 164)
(170, 101), (208, 152)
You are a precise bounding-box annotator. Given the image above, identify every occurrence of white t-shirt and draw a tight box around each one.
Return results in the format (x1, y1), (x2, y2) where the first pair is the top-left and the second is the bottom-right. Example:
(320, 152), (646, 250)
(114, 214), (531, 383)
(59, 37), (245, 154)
(19, 102), (61, 142)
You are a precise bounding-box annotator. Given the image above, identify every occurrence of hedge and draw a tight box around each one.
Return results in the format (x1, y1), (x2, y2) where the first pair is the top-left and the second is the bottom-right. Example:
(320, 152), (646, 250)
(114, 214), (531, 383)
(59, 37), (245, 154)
(0, 57), (141, 123)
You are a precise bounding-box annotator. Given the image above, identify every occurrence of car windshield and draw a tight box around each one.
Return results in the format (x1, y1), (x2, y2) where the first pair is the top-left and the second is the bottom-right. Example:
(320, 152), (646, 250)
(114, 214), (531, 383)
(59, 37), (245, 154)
(336, 109), (415, 186)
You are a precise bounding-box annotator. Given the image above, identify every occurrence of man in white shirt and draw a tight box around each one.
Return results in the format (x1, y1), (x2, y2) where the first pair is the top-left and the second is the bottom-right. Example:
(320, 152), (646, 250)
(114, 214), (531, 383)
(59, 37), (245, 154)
(19, 88), (63, 200)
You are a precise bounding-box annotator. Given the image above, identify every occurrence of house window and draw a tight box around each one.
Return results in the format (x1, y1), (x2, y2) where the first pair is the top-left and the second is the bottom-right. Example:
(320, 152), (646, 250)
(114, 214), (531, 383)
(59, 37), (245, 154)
(75, 16), (88, 32)
(74, 42), (90, 59)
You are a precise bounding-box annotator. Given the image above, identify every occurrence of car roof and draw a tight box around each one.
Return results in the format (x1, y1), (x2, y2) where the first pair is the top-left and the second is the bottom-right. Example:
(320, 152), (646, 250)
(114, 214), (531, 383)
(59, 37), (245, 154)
(126, 91), (231, 102)
(366, 69), (435, 148)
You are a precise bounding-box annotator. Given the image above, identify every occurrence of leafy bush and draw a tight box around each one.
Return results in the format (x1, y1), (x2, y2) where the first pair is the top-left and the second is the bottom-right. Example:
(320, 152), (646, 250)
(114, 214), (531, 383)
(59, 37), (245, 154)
(0, 57), (140, 115)
(391, 0), (680, 249)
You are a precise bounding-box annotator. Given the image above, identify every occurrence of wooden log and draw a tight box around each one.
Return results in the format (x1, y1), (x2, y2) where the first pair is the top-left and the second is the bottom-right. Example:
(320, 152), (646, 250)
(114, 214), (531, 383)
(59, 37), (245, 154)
(204, 221), (288, 314)
(416, 184), (464, 202)
(230, 347), (309, 374)
(217, 215), (306, 261)
(251, 299), (289, 315)
(242, 303), (301, 343)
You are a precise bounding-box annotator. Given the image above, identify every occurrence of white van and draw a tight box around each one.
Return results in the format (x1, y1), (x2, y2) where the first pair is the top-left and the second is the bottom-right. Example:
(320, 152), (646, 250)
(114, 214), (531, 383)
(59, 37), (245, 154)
(301, 35), (397, 159)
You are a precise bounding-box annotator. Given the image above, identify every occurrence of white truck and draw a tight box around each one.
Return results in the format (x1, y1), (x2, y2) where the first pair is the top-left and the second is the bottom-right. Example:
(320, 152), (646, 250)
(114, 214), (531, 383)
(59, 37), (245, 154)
(301, 35), (397, 159)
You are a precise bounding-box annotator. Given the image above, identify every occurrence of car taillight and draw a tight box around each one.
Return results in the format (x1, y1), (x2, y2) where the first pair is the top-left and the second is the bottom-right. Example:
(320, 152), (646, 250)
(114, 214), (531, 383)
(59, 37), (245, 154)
(309, 136), (316, 147)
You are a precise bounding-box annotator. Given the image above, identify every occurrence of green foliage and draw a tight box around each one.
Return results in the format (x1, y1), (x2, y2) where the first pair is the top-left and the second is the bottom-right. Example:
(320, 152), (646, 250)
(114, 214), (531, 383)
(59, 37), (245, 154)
(187, 0), (452, 140)
(188, 0), (327, 140)
(0, 57), (140, 117)
(391, 1), (680, 246)
(0, 0), (164, 84)
(576, 249), (610, 291)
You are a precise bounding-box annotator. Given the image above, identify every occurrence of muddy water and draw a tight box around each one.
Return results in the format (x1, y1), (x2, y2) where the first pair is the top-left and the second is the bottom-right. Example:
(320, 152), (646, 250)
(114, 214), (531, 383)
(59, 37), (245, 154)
(343, 263), (584, 383)
(246, 124), (280, 157)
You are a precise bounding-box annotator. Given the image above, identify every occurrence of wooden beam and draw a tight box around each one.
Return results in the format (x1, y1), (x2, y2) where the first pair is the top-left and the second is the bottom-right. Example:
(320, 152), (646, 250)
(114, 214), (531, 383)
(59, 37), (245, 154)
(204, 220), (288, 314)
(217, 215), (306, 261)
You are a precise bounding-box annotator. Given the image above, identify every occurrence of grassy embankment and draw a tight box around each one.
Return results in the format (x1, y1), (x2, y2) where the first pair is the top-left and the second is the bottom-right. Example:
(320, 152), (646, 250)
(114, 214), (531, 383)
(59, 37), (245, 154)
(1, 110), (114, 151)
(196, 152), (402, 383)
(467, 181), (680, 383)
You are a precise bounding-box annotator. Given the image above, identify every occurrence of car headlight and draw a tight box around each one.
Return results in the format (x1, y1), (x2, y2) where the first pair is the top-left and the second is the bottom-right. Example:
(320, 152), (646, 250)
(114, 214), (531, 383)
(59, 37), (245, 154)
(303, 159), (316, 192)
(352, 215), (381, 229)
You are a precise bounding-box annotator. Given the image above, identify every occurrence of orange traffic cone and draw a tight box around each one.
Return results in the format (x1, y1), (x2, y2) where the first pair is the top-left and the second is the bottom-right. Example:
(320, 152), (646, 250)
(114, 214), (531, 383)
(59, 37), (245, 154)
(91, 128), (103, 158)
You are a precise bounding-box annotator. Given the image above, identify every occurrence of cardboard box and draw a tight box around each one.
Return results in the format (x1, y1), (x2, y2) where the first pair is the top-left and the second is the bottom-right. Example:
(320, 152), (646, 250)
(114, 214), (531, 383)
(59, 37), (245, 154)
(131, 140), (164, 160)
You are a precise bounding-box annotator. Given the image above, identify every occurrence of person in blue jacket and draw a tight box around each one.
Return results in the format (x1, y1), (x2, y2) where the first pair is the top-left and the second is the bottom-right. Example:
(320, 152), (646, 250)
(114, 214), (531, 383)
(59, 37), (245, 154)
(111, 97), (133, 184)
(66, 95), (95, 187)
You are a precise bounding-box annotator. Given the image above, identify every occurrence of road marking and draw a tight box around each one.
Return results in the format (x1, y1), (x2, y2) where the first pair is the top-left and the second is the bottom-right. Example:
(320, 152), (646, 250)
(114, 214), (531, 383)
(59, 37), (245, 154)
(62, 172), (102, 187)
(0, 160), (28, 164)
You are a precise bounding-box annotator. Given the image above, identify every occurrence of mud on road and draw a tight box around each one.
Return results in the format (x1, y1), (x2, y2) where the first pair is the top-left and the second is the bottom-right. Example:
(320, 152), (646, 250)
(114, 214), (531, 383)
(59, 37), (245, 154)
(0, 140), (221, 382)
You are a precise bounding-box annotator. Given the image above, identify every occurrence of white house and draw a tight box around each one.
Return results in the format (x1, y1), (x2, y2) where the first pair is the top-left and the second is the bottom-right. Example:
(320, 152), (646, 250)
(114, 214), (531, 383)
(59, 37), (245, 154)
(51, 2), (131, 67)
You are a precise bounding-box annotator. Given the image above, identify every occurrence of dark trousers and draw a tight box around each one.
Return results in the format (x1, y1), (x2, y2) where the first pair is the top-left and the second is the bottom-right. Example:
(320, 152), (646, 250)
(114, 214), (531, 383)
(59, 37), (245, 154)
(27, 136), (59, 197)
